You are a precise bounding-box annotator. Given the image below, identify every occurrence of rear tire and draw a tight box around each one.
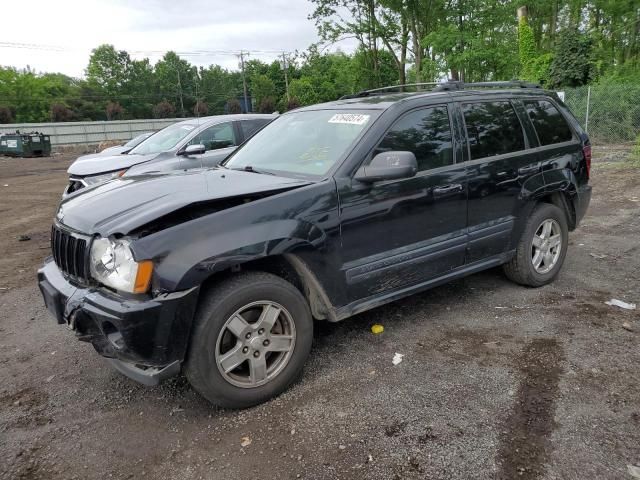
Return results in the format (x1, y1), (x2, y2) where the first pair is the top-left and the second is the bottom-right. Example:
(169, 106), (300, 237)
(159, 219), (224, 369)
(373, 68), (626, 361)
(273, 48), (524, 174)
(503, 203), (569, 287)
(185, 272), (313, 409)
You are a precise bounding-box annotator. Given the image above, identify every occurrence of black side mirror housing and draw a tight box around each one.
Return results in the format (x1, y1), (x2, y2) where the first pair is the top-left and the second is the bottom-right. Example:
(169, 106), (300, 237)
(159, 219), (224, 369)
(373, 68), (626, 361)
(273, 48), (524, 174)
(354, 151), (418, 183)
(180, 144), (206, 156)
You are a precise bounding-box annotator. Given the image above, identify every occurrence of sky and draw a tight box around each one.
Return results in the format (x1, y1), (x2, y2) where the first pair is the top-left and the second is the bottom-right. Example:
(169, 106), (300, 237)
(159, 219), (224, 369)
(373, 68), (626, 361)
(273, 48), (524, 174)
(0, 0), (353, 78)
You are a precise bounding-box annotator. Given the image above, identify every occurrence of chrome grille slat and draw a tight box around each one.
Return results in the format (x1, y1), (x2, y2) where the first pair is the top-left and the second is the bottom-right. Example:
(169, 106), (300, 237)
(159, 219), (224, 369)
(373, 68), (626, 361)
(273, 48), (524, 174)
(50, 225), (90, 283)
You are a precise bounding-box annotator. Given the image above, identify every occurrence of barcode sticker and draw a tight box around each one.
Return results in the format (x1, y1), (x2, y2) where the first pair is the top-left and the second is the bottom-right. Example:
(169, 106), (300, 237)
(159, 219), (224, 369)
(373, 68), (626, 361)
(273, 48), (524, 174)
(328, 114), (370, 125)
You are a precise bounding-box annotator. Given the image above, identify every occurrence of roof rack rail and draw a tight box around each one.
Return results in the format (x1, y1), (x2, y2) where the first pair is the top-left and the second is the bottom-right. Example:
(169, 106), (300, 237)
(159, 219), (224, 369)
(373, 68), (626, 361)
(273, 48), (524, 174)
(340, 83), (440, 99)
(434, 80), (541, 91)
(339, 80), (541, 99)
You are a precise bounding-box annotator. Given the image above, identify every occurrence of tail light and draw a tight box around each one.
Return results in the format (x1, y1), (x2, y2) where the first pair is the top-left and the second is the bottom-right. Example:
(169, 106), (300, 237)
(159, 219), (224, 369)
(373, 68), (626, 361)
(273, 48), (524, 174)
(582, 144), (592, 179)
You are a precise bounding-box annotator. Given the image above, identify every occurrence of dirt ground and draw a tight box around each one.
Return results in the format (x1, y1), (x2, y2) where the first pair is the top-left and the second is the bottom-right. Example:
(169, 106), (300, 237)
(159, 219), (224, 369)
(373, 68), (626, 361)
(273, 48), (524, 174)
(0, 150), (639, 480)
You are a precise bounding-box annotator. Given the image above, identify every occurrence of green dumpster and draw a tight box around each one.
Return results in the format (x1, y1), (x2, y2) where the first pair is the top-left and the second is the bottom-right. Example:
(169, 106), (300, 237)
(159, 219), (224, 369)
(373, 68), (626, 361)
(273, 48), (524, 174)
(0, 132), (51, 157)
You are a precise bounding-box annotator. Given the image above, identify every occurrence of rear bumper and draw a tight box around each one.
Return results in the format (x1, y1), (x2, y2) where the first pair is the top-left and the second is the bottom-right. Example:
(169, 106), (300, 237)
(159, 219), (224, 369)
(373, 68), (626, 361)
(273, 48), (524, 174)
(37, 258), (199, 385)
(574, 184), (592, 225)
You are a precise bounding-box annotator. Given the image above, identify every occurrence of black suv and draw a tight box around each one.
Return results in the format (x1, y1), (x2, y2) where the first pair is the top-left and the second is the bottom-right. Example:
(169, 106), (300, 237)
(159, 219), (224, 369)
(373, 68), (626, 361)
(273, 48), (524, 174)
(38, 81), (591, 408)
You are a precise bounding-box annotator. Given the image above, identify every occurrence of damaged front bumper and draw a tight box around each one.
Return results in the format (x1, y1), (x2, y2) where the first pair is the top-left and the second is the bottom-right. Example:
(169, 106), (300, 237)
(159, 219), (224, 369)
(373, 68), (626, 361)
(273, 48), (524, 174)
(37, 258), (199, 385)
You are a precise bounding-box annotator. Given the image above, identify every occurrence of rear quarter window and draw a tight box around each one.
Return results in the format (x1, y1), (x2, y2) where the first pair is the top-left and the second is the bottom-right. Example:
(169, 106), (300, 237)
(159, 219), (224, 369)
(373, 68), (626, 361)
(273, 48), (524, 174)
(524, 100), (573, 145)
(241, 119), (270, 140)
(462, 101), (525, 160)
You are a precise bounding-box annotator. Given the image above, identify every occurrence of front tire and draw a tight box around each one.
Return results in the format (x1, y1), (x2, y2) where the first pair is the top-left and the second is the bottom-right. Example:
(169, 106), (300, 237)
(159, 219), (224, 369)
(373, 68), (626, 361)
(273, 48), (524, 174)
(185, 272), (313, 409)
(503, 203), (569, 287)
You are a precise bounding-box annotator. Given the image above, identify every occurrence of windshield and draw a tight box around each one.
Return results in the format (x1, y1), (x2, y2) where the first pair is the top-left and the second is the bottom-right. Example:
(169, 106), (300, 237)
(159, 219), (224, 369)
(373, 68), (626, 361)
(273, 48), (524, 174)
(124, 133), (152, 148)
(224, 110), (377, 177)
(129, 123), (196, 155)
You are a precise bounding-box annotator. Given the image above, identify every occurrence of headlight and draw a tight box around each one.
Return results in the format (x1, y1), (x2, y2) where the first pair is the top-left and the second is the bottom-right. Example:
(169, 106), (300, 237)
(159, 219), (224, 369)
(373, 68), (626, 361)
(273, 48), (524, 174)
(90, 237), (153, 293)
(83, 170), (127, 186)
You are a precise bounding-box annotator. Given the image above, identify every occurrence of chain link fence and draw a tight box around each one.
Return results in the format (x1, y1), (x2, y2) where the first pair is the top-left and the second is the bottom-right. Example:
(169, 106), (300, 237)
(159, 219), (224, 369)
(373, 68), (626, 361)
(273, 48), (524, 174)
(563, 84), (640, 145)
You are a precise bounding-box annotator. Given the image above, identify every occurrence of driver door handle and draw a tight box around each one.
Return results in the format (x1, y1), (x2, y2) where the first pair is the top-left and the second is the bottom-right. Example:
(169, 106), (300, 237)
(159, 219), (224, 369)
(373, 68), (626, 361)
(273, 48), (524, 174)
(433, 184), (463, 196)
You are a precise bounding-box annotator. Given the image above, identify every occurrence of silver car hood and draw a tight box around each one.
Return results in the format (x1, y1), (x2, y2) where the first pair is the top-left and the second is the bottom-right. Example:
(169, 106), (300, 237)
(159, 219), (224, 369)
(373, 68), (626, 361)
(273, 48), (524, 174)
(67, 153), (159, 177)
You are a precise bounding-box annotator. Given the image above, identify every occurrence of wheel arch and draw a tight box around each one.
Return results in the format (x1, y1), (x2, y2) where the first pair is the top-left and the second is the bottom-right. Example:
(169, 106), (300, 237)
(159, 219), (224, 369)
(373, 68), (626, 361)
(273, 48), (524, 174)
(197, 253), (336, 322)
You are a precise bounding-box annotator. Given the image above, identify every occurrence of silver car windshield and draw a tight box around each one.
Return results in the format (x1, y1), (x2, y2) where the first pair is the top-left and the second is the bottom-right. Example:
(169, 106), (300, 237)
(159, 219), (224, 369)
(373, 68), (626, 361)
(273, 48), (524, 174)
(124, 133), (152, 148)
(129, 124), (196, 155)
(224, 110), (377, 177)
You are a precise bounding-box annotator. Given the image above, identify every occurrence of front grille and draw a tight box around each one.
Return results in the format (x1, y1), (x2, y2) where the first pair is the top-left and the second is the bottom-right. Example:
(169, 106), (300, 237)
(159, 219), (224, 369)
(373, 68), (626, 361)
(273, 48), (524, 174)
(51, 225), (90, 282)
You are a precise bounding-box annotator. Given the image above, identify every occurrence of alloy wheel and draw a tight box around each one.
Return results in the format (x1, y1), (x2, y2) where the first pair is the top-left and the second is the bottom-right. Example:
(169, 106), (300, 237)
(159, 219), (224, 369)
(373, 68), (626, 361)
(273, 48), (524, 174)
(215, 301), (296, 388)
(531, 219), (562, 274)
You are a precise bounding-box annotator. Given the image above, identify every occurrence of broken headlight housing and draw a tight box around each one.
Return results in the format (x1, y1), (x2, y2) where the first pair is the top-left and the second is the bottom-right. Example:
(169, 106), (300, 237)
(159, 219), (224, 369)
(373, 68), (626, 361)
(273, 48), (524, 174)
(83, 169), (127, 186)
(90, 237), (152, 293)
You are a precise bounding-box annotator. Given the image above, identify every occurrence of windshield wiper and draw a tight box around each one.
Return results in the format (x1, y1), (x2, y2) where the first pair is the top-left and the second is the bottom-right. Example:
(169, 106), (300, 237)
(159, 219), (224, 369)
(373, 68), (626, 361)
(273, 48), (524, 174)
(229, 165), (276, 175)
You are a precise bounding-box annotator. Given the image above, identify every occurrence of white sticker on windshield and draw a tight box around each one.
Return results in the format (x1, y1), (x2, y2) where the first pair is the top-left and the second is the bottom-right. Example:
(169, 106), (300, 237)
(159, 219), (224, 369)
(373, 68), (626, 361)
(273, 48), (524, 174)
(181, 125), (195, 130)
(328, 113), (370, 125)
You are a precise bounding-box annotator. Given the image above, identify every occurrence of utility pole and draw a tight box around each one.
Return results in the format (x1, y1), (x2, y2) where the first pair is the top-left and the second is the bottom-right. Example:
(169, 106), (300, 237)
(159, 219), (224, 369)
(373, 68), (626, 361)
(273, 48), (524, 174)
(239, 50), (249, 113)
(176, 68), (185, 117)
(281, 52), (290, 102)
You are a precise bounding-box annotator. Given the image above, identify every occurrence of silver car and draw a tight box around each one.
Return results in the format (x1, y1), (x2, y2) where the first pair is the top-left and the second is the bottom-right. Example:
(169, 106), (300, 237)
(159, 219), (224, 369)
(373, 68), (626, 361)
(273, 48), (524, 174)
(65, 114), (274, 196)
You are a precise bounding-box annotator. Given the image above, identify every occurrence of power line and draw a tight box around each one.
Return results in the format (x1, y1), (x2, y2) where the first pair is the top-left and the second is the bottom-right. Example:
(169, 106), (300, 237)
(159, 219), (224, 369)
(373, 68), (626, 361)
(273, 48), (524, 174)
(0, 41), (292, 58)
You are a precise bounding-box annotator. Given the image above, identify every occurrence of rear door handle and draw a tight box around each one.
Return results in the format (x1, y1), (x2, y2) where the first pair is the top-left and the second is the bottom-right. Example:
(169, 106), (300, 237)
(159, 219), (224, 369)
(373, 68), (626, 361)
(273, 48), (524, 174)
(433, 184), (464, 196)
(518, 163), (541, 175)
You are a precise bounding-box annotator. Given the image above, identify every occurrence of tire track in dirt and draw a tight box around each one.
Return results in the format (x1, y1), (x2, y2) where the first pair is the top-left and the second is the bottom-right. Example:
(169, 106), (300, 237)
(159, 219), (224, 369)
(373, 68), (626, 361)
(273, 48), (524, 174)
(497, 338), (564, 479)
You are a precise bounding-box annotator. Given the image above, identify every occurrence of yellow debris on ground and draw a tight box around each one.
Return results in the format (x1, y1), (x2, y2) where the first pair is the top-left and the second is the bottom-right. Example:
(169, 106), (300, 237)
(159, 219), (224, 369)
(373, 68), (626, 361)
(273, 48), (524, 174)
(371, 324), (384, 334)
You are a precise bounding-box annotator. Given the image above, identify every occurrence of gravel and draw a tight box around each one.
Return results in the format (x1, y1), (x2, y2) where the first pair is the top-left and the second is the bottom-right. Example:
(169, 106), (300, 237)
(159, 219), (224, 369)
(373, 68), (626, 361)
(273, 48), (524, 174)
(0, 153), (638, 480)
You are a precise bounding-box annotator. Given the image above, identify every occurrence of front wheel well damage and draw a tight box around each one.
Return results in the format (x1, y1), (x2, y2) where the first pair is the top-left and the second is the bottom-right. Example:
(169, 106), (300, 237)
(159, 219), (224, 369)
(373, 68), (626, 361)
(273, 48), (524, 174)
(196, 254), (335, 322)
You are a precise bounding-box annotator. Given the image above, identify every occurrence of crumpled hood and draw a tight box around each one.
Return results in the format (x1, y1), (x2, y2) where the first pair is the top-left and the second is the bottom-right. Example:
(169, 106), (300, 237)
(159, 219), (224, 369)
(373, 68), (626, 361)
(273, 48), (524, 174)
(57, 168), (311, 236)
(67, 152), (158, 176)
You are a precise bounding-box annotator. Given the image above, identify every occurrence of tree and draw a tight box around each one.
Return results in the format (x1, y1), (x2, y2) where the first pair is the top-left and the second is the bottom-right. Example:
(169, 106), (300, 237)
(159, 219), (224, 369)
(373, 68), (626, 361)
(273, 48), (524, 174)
(286, 97), (301, 111)
(250, 74), (277, 107)
(309, 0), (407, 87)
(548, 29), (595, 88)
(86, 44), (131, 97)
(50, 103), (74, 122)
(226, 99), (242, 114)
(518, 12), (552, 84)
(288, 78), (322, 106)
(123, 59), (155, 118)
(106, 101), (124, 120)
(199, 65), (242, 115)
(258, 97), (276, 113)
(0, 106), (13, 123)
(153, 100), (176, 118)
(193, 100), (208, 116)
(155, 52), (197, 117)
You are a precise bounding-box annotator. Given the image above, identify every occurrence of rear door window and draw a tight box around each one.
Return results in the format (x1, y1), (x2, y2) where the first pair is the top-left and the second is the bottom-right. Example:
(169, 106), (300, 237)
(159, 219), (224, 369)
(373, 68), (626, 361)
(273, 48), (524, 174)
(524, 100), (573, 145)
(463, 101), (525, 160)
(375, 106), (453, 171)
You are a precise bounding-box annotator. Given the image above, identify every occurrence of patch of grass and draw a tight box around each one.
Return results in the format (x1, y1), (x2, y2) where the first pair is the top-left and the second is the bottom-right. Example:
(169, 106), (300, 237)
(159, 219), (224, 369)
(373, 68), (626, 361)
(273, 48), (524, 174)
(631, 135), (640, 167)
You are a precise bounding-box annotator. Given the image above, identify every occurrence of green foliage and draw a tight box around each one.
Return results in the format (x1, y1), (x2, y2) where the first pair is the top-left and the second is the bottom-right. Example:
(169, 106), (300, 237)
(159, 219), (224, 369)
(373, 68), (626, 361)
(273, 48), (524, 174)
(0, 1), (638, 123)
(106, 101), (124, 120)
(226, 99), (242, 114)
(288, 77), (322, 106)
(518, 16), (537, 78)
(528, 53), (554, 85)
(152, 100), (175, 118)
(87, 45), (131, 97)
(0, 106), (13, 123)
(548, 29), (595, 88)
(257, 97), (276, 114)
(632, 134), (640, 164)
(50, 103), (74, 122)
(193, 100), (208, 116)
(250, 74), (277, 107)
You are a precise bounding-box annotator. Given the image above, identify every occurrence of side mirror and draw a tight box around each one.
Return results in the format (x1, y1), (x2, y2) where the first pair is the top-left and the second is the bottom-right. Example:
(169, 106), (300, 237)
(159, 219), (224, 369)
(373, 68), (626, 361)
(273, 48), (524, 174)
(354, 151), (418, 183)
(181, 144), (206, 156)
